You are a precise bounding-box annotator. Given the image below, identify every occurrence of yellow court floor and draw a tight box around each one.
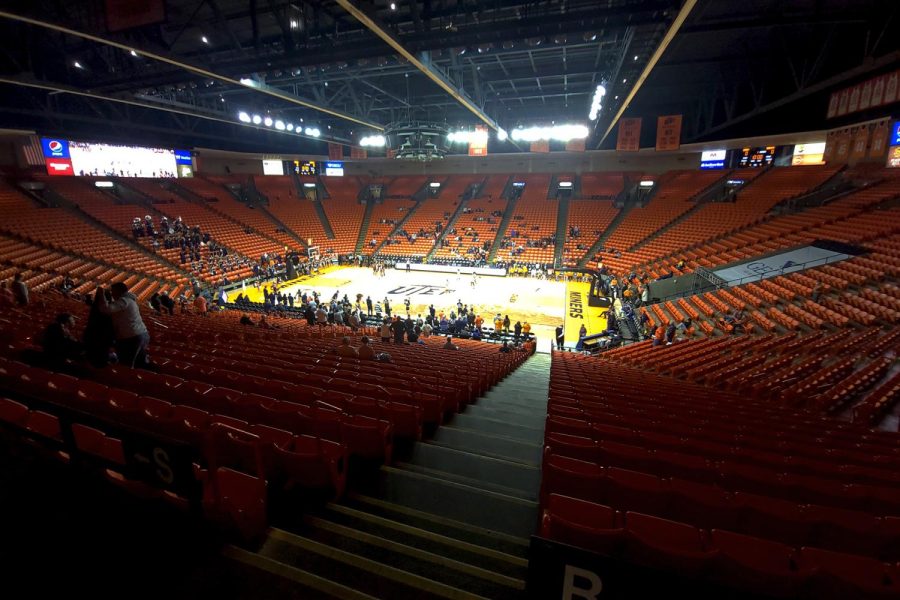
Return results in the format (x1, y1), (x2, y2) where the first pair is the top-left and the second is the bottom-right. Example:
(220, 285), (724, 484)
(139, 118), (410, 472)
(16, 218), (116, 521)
(230, 266), (570, 351)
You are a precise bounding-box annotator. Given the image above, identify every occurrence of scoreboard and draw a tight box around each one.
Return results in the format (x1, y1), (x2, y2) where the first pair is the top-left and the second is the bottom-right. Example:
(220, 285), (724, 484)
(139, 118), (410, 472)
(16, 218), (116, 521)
(738, 146), (776, 168)
(293, 160), (319, 176)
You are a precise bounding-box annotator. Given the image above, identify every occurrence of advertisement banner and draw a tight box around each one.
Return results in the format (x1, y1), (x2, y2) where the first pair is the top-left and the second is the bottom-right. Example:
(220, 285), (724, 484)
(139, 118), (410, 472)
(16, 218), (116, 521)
(530, 140), (550, 153)
(616, 118), (642, 151)
(655, 115), (682, 151)
(468, 125), (488, 156)
(328, 143), (343, 161)
(887, 145), (900, 169)
(350, 146), (367, 159)
(565, 138), (586, 153)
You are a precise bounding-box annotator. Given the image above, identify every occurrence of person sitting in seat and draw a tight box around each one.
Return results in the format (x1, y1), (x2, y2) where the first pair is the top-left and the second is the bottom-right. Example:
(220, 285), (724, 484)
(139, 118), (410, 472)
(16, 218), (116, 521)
(652, 325), (666, 347)
(358, 336), (376, 360)
(499, 341), (511, 353)
(41, 313), (84, 365)
(443, 335), (458, 350)
(336, 336), (359, 358)
(664, 322), (677, 345)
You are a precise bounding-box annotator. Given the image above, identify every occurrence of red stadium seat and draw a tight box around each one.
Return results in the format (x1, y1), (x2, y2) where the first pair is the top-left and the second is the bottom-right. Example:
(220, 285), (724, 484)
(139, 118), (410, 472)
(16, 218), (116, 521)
(540, 494), (624, 556)
(710, 529), (801, 598)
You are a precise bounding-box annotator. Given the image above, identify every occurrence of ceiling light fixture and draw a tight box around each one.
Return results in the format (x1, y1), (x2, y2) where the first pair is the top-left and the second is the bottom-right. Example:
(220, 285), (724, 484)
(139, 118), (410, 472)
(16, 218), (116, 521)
(588, 84), (606, 121)
(263, 116), (273, 127)
(252, 114), (262, 125)
(511, 124), (589, 142)
(201, 35), (209, 44)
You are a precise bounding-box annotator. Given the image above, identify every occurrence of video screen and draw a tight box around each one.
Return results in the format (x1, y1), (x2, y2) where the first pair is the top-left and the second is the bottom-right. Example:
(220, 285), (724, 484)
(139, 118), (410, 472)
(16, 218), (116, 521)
(69, 141), (176, 177)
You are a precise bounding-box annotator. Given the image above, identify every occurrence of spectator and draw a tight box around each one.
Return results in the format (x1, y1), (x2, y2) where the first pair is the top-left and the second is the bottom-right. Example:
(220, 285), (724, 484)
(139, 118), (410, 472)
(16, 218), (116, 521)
(499, 341), (511, 353)
(503, 315), (511, 333)
(193, 294), (208, 316)
(442, 335), (458, 350)
(555, 325), (565, 350)
(12, 273), (28, 306)
(336, 336), (359, 358)
(522, 321), (531, 337)
(159, 292), (175, 315)
(358, 336), (376, 360)
(513, 321), (522, 340)
(380, 320), (391, 343)
(96, 282), (150, 368)
(41, 313), (84, 364)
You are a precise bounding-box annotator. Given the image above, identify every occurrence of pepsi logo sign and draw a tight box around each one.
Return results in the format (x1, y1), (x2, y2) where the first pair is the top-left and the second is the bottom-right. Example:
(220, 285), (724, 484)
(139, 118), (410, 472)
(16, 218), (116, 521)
(48, 140), (62, 153)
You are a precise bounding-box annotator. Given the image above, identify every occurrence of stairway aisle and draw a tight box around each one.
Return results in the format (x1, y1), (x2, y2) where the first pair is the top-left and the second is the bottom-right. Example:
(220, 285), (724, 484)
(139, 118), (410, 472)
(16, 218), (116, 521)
(235, 353), (551, 599)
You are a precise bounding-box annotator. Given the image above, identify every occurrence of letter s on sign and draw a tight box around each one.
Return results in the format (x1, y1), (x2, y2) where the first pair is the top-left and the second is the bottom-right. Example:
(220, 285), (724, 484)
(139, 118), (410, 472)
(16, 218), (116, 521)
(153, 447), (174, 485)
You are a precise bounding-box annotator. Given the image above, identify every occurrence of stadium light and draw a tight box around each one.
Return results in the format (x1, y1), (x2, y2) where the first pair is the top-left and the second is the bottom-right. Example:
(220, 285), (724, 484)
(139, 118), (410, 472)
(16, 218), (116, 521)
(73, 61), (83, 69)
(447, 129), (488, 144)
(238, 111), (251, 123)
(94, 181), (114, 188)
(239, 78), (258, 88)
(510, 124), (589, 142)
(589, 84), (606, 121)
(201, 35), (209, 44)
(286, 123), (294, 131)
(274, 119), (285, 130)
(263, 116), (273, 127)
(251, 114), (262, 124)
(360, 135), (386, 147)
(130, 50), (138, 57)
(305, 127), (321, 137)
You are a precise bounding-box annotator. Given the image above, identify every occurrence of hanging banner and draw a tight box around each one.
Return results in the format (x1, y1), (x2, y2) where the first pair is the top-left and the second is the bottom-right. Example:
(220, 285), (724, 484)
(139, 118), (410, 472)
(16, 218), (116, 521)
(871, 75), (886, 107)
(616, 118), (642, 151)
(826, 93), (839, 119)
(848, 85), (861, 114)
(530, 140), (550, 153)
(328, 143), (343, 161)
(823, 130), (837, 162)
(655, 115), (682, 151)
(565, 138), (586, 152)
(827, 69), (900, 118)
(834, 129), (852, 162)
(350, 146), (367, 159)
(885, 71), (900, 106)
(870, 119), (890, 158)
(468, 125), (488, 156)
(859, 80), (873, 111)
(850, 125), (870, 160)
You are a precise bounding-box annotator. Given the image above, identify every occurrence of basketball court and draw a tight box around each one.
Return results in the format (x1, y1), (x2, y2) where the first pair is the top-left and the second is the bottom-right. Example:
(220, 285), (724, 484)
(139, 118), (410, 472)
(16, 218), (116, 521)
(230, 265), (580, 352)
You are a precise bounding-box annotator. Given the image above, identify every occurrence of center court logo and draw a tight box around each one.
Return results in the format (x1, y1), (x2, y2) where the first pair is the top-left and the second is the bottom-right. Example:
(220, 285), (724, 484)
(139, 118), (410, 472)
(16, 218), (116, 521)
(387, 284), (453, 295)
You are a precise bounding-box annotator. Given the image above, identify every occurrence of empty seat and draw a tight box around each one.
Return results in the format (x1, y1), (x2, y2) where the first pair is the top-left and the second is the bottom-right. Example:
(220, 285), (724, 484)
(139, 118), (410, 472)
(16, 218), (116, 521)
(710, 529), (800, 598)
(540, 494), (624, 556)
(624, 512), (715, 575)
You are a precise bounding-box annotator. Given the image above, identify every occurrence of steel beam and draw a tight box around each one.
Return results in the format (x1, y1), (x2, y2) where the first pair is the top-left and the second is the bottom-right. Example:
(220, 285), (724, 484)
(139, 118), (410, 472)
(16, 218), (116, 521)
(333, 0), (500, 130)
(0, 9), (383, 129)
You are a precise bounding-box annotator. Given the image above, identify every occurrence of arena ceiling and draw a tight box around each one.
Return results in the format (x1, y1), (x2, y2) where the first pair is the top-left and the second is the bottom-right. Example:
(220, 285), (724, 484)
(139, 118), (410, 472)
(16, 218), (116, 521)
(0, 0), (896, 155)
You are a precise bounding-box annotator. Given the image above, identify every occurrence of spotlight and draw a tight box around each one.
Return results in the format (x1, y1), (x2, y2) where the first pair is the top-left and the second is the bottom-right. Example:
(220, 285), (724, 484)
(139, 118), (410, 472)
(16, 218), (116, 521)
(252, 114), (262, 125)
(263, 117), (273, 127)
(287, 123), (294, 131)
(201, 35), (209, 44)
(497, 128), (508, 141)
(238, 111), (251, 123)
(73, 61), (84, 69)
(130, 50), (138, 57)
(274, 120), (285, 130)
(390, 2), (396, 9)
